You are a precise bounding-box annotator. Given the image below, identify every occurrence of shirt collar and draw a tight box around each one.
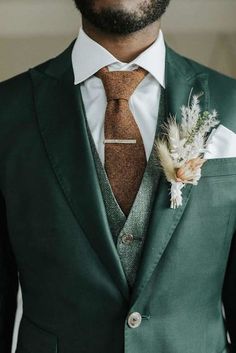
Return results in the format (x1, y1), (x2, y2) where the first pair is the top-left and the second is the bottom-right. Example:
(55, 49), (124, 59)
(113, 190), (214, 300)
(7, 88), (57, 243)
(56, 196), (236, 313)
(72, 26), (166, 88)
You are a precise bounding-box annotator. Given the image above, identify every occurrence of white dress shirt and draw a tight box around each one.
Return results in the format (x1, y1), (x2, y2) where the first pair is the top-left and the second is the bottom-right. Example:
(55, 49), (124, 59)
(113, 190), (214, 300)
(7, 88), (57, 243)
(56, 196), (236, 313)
(72, 27), (166, 165)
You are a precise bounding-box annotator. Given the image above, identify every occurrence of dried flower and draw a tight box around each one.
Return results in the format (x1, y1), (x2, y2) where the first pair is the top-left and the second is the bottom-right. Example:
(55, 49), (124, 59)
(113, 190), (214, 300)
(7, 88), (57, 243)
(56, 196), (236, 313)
(155, 91), (219, 208)
(175, 157), (206, 184)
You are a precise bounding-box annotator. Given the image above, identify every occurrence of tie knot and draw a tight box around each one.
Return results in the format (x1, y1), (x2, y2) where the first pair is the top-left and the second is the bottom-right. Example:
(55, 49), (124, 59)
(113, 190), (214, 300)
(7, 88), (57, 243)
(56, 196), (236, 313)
(95, 66), (148, 101)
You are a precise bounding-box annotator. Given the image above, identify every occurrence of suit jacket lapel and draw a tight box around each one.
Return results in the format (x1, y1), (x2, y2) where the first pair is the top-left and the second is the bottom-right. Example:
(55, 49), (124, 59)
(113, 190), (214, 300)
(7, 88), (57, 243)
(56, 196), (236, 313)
(30, 42), (130, 302)
(130, 45), (210, 306)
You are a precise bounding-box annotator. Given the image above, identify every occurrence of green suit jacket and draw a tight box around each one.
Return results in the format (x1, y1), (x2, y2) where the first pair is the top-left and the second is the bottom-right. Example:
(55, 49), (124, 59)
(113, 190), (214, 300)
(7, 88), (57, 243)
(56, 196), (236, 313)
(0, 40), (236, 353)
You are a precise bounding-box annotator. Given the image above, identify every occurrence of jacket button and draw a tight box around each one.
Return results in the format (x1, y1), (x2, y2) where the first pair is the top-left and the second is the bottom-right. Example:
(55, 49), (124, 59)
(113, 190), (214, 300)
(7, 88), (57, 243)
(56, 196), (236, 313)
(127, 312), (142, 328)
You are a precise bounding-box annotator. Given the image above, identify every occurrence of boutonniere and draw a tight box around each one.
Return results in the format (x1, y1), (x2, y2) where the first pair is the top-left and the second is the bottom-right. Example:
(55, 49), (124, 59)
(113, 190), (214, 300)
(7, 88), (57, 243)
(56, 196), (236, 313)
(155, 91), (219, 209)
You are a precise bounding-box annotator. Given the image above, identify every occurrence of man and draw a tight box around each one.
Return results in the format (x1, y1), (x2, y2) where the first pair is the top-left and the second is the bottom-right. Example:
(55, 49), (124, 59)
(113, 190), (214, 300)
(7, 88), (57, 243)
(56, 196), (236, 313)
(0, 0), (236, 352)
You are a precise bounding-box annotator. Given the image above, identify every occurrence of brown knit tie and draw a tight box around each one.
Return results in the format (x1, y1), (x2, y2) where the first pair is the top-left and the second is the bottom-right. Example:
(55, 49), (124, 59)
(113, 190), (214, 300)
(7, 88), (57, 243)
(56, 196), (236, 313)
(95, 66), (148, 216)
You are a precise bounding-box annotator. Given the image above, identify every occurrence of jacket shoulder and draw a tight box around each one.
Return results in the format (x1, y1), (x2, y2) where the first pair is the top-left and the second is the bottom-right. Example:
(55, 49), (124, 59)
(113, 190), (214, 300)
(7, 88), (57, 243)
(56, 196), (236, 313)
(0, 57), (55, 125)
(0, 71), (32, 129)
(166, 45), (236, 129)
(166, 45), (236, 87)
(0, 71), (31, 104)
(0, 39), (75, 112)
(183, 54), (236, 127)
(186, 56), (236, 89)
(0, 58), (52, 101)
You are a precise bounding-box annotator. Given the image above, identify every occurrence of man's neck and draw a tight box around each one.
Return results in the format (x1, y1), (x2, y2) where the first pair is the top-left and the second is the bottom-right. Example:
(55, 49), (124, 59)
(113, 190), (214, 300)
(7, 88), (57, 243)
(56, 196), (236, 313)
(82, 18), (161, 63)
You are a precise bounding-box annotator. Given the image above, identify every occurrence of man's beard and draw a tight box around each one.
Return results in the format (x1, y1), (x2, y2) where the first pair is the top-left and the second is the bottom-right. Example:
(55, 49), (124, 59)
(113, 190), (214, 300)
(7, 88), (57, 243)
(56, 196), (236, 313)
(74, 0), (170, 35)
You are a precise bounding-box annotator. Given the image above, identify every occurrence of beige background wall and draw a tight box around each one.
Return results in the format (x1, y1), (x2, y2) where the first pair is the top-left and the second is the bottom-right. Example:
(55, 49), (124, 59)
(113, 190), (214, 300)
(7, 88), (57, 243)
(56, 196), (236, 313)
(0, 0), (235, 352)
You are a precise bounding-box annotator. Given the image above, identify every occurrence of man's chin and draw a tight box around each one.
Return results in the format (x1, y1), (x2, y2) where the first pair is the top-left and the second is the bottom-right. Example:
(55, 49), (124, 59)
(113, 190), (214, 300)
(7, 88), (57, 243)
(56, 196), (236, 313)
(80, 8), (160, 35)
(75, 0), (170, 35)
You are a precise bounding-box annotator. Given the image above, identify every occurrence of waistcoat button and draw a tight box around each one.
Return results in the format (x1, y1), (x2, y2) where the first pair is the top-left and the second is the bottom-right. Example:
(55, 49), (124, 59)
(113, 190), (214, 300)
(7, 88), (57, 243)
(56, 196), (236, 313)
(121, 234), (134, 245)
(127, 312), (142, 328)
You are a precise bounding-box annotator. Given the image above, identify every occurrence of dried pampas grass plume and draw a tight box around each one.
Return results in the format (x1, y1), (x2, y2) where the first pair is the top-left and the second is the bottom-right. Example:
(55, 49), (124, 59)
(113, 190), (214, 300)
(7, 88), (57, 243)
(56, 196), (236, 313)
(154, 138), (176, 182)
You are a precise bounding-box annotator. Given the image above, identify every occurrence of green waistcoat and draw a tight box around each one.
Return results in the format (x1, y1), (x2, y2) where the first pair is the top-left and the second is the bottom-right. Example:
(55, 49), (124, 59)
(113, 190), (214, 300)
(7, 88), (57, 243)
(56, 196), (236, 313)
(84, 87), (166, 289)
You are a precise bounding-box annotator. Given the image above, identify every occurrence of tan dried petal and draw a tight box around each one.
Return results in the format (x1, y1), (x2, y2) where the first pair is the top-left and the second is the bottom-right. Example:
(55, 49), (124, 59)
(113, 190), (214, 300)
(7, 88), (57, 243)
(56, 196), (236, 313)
(175, 157), (206, 183)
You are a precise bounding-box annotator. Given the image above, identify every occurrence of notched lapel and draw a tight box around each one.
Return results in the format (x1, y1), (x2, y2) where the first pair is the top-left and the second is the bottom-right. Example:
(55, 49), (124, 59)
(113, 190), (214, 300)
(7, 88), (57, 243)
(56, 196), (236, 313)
(30, 56), (130, 302)
(130, 47), (210, 306)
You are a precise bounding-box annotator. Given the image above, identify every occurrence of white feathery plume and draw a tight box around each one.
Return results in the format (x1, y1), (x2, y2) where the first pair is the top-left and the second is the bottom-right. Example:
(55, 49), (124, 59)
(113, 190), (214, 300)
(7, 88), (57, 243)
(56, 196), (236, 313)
(180, 92), (203, 138)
